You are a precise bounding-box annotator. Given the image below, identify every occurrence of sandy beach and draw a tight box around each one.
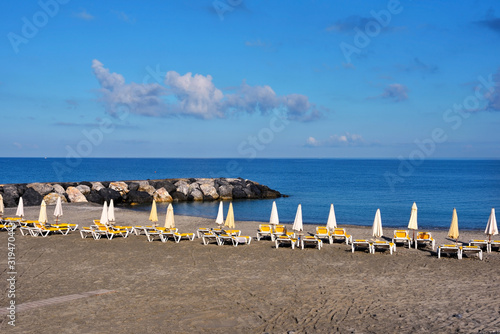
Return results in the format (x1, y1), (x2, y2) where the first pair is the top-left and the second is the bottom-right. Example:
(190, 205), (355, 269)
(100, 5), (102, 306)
(1, 203), (499, 333)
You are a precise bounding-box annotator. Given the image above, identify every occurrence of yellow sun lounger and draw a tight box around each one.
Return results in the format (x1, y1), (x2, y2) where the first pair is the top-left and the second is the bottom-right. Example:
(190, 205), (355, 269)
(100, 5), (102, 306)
(201, 231), (219, 245)
(314, 227), (332, 244)
(331, 228), (352, 245)
(415, 232), (436, 250)
(30, 222), (70, 237)
(301, 236), (322, 250)
(256, 224), (273, 241)
(275, 235), (298, 249)
(351, 239), (374, 253)
(437, 244), (462, 259)
(232, 236), (252, 247)
(490, 240), (500, 252)
(392, 230), (412, 248)
(271, 225), (287, 241)
(372, 241), (396, 255)
(461, 245), (483, 260)
(468, 239), (489, 252)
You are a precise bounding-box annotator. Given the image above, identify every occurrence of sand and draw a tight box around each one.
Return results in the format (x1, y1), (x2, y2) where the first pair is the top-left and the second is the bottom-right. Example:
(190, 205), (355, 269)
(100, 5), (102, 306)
(1, 203), (499, 333)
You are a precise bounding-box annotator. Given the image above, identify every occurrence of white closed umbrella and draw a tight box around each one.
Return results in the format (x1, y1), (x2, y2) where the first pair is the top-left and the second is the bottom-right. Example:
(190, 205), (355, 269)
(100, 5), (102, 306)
(108, 199), (116, 224)
(326, 204), (337, 231)
(372, 209), (383, 239)
(269, 201), (279, 226)
(0, 194), (4, 219)
(38, 200), (48, 224)
(215, 201), (224, 226)
(485, 208), (498, 242)
(54, 196), (63, 223)
(408, 202), (418, 240)
(16, 197), (24, 219)
(164, 203), (175, 229)
(100, 201), (109, 225)
(292, 204), (303, 232)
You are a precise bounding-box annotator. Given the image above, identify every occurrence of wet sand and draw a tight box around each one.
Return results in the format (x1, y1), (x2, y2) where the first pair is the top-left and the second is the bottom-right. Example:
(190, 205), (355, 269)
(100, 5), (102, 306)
(1, 203), (499, 333)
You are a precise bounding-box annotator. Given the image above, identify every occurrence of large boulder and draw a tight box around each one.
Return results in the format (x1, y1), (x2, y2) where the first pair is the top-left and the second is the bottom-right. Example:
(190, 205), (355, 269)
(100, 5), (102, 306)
(2, 185), (19, 207)
(218, 184), (233, 200)
(86, 190), (103, 204)
(232, 186), (247, 199)
(91, 182), (105, 192)
(66, 186), (88, 203)
(153, 188), (173, 203)
(128, 182), (139, 192)
(23, 187), (43, 206)
(52, 184), (65, 194)
(27, 183), (53, 197)
(98, 188), (121, 203)
(126, 190), (152, 204)
(188, 183), (204, 201)
(200, 183), (219, 200)
(43, 192), (67, 205)
(152, 180), (176, 194)
(170, 191), (187, 201)
(109, 182), (128, 196)
(76, 185), (91, 196)
(175, 181), (189, 196)
(138, 184), (156, 196)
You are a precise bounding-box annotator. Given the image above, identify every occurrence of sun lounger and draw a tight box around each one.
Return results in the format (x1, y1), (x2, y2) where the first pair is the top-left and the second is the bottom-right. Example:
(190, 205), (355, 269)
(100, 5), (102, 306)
(490, 240), (500, 252)
(79, 227), (96, 239)
(256, 224), (273, 241)
(275, 235), (298, 249)
(314, 227), (332, 244)
(301, 236), (322, 250)
(271, 225), (287, 241)
(197, 227), (212, 238)
(461, 245), (483, 260)
(372, 241), (396, 254)
(223, 229), (241, 237)
(201, 232), (219, 245)
(468, 239), (489, 252)
(133, 225), (157, 235)
(437, 244), (462, 259)
(232, 236), (252, 247)
(216, 233), (234, 245)
(392, 230), (412, 248)
(174, 232), (195, 243)
(0, 221), (15, 231)
(156, 228), (179, 242)
(415, 232), (435, 250)
(52, 223), (79, 231)
(331, 228), (352, 245)
(93, 222), (129, 240)
(351, 239), (374, 253)
(145, 228), (164, 242)
(31, 222), (70, 237)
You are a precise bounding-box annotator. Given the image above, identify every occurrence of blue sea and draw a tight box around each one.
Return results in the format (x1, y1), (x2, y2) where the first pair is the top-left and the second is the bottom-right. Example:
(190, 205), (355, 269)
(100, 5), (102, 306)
(0, 158), (498, 230)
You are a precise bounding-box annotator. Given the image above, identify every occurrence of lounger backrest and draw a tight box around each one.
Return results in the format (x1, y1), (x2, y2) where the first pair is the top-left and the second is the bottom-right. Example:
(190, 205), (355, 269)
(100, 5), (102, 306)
(316, 227), (328, 234)
(333, 228), (345, 236)
(395, 231), (407, 238)
(260, 224), (271, 232)
(275, 225), (285, 233)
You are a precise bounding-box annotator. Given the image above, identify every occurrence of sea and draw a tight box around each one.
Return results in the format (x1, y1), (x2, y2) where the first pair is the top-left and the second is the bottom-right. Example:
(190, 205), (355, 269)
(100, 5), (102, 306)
(0, 158), (498, 230)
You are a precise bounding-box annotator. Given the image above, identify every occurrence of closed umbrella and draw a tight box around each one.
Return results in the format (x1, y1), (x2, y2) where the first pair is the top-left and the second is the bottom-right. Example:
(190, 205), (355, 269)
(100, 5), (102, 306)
(38, 200), (48, 224)
(326, 204), (337, 231)
(149, 200), (158, 227)
(269, 201), (279, 226)
(0, 194), (4, 219)
(448, 208), (459, 242)
(100, 201), (109, 225)
(484, 208), (498, 242)
(16, 197), (24, 219)
(407, 202), (418, 240)
(225, 202), (235, 229)
(54, 196), (63, 224)
(108, 199), (116, 224)
(215, 201), (224, 226)
(164, 203), (175, 229)
(292, 204), (303, 232)
(372, 209), (383, 239)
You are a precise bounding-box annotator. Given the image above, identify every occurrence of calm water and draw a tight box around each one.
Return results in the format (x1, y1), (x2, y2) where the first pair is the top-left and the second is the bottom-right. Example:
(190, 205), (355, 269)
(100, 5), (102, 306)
(0, 158), (499, 230)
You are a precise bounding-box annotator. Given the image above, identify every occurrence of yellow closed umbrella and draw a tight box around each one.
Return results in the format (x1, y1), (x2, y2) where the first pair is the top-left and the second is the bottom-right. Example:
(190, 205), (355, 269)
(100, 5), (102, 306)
(0, 194), (4, 219)
(448, 208), (459, 243)
(149, 200), (158, 226)
(224, 202), (235, 229)
(38, 200), (48, 224)
(164, 203), (175, 229)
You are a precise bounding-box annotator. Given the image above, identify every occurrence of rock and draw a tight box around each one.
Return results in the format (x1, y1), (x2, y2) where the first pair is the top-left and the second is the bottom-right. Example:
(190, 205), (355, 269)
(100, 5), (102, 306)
(128, 182), (139, 192)
(175, 181), (189, 196)
(86, 190), (103, 204)
(66, 187), (88, 203)
(60, 182), (78, 189)
(91, 182), (105, 192)
(101, 181), (110, 188)
(153, 188), (173, 202)
(200, 183), (219, 200)
(23, 187), (43, 206)
(218, 184), (233, 200)
(79, 181), (92, 188)
(109, 181), (129, 195)
(43, 192), (67, 205)
(126, 190), (152, 204)
(171, 191), (187, 201)
(17, 184), (27, 196)
(138, 184), (156, 196)
(27, 182), (54, 197)
(232, 186), (247, 199)
(248, 184), (262, 198)
(153, 180), (176, 194)
(2, 185), (19, 207)
(188, 189), (204, 201)
(98, 188), (121, 203)
(52, 184), (65, 194)
(76, 185), (91, 196)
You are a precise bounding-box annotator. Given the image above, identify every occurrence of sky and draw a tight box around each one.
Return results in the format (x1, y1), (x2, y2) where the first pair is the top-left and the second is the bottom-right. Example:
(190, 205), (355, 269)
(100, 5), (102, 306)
(1, 0), (500, 159)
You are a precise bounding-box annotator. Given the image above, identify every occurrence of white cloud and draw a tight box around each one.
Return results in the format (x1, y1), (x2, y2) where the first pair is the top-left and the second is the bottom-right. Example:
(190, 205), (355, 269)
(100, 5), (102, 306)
(75, 9), (95, 21)
(380, 83), (409, 102)
(113, 11), (135, 23)
(305, 133), (365, 147)
(92, 60), (324, 121)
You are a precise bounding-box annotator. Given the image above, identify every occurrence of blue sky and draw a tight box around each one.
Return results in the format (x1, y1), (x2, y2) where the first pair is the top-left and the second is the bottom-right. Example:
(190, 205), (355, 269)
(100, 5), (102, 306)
(1, 0), (500, 158)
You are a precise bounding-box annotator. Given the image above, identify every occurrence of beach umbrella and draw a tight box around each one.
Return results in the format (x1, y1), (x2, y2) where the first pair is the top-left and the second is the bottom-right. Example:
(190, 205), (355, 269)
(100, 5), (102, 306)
(100, 201), (109, 225)
(164, 203), (175, 229)
(372, 209), (383, 239)
(38, 200), (48, 224)
(149, 200), (158, 226)
(484, 208), (498, 242)
(225, 202), (235, 229)
(326, 204), (337, 231)
(0, 194), (4, 219)
(448, 208), (459, 242)
(16, 197), (24, 219)
(292, 204), (303, 232)
(108, 199), (116, 224)
(408, 202), (418, 240)
(215, 201), (224, 226)
(269, 201), (279, 226)
(53, 196), (63, 223)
